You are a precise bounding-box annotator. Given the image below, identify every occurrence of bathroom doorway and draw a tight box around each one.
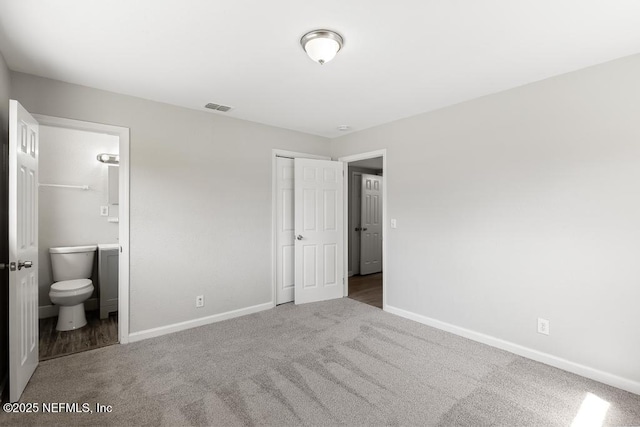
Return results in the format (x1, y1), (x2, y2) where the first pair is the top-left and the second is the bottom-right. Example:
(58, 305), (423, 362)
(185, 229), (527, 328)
(34, 116), (130, 360)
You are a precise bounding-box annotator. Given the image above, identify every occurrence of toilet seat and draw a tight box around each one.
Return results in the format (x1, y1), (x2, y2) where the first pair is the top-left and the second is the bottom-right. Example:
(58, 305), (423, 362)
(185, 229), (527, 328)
(51, 279), (93, 292)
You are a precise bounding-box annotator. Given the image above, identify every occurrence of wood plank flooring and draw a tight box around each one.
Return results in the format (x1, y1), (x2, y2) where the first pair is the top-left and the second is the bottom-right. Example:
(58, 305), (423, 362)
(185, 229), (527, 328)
(39, 310), (118, 361)
(348, 273), (382, 308)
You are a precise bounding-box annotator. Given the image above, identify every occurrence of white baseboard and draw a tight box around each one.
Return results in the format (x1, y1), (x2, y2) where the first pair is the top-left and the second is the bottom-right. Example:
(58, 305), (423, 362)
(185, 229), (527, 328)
(39, 298), (98, 319)
(385, 305), (640, 396)
(128, 302), (273, 343)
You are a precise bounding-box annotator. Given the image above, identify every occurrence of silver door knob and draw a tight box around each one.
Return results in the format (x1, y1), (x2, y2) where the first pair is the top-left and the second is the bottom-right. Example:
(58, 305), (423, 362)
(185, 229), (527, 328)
(296, 235), (304, 240)
(0, 262), (16, 271)
(18, 260), (33, 270)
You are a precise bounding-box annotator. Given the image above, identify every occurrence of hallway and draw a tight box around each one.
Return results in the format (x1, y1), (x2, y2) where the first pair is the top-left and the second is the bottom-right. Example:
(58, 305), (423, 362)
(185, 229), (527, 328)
(348, 273), (382, 308)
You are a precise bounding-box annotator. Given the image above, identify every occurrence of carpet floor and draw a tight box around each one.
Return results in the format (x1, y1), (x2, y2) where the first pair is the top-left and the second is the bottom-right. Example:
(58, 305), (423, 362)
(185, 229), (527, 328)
(2, 298), (639, 426)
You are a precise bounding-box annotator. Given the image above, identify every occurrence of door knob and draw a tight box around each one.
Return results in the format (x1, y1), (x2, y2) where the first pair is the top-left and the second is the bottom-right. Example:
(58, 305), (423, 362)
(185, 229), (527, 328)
(0, 262), (16, 271)
(18, 260), (33, 270)
(362, 227), (368, 231)
(296, 235), (304, 240)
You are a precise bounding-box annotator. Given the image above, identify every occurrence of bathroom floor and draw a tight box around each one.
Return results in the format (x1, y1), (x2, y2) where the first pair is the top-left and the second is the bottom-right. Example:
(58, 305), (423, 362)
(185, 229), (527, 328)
(39, 310), (118, 361)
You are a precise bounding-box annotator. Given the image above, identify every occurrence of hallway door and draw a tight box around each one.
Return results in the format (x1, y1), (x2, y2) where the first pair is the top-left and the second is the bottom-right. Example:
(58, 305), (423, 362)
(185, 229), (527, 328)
(360, 174), (382, 275)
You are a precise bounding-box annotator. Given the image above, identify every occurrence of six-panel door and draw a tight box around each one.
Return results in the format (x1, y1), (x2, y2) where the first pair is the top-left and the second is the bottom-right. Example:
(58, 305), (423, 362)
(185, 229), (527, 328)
(360, 174), (383, 275)
(294, 158), (343, 304)
(9, 100), (39, 402)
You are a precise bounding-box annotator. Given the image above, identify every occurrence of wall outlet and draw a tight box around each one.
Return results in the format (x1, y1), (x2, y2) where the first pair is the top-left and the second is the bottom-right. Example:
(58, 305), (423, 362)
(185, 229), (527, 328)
(390, 219), (397, 229)
(537, 318), (550, 335)
(100, 206), (109, 216)
(196, 295), (205, 308)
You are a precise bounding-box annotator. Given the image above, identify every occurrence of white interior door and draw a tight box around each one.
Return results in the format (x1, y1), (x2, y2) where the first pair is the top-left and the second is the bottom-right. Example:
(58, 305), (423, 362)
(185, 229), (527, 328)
(8, 100), (39, 402)
(294, 158), (343, 304)
(275, 157), (295, 304)
(360, 174), (382, 275)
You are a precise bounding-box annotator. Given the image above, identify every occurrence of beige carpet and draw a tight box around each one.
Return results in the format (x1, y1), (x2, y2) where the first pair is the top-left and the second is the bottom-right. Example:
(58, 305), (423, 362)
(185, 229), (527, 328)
(2, 298), (639, 426)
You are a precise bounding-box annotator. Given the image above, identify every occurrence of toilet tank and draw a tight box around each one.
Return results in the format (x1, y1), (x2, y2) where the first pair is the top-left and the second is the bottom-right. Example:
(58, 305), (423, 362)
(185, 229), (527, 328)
(49, 245), (98, 282)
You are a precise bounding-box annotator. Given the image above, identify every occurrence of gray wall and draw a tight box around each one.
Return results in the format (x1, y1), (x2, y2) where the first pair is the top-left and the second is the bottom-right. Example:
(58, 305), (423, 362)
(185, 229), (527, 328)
(11, 72), (330, 333)
(331, 54), (640, 384)
(0, 48), (10, 395)
(38, 126), (119, 307)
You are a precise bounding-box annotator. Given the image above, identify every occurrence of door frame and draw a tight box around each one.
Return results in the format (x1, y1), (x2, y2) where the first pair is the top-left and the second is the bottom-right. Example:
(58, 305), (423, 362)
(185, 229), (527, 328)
(349, 170), (364, 276)
(338, 149), (387, 310)
(271, 149), (330, 306)
(33, 114), (131, 344)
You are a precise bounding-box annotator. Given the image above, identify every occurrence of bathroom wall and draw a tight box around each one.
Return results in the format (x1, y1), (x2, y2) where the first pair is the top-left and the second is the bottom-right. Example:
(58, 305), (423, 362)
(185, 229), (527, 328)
(38, 125), (119, 312)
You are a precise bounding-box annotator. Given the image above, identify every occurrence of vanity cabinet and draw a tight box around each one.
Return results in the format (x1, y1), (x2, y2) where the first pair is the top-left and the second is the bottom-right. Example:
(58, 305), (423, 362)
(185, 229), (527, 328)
(98, 244), (119, 319)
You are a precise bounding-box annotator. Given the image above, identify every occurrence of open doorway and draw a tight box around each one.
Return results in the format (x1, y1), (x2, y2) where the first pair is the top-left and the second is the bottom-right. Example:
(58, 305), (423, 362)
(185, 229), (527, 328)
(34, 114), (130, 359)
(340, 151), (386, 310)
(6, 104), (129, 401)
(37, 125), (119, 360)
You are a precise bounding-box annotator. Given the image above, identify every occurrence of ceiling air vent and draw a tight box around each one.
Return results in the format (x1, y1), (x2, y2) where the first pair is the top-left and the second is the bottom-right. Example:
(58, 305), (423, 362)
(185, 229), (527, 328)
(205, 103), (233, 112)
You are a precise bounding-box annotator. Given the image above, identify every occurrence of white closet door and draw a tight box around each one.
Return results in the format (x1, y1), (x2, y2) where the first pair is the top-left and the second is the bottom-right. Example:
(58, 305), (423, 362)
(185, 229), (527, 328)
(294, 158), (343, 304)
(275, 157), (295, 304)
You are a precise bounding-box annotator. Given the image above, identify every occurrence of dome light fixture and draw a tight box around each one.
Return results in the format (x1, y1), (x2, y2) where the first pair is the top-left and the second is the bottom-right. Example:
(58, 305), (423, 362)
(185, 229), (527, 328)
(300, 29), (344, 65)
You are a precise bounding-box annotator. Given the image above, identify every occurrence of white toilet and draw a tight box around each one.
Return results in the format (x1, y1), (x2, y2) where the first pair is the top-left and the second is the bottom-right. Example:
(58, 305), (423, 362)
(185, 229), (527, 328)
(49, 245), (97, 331)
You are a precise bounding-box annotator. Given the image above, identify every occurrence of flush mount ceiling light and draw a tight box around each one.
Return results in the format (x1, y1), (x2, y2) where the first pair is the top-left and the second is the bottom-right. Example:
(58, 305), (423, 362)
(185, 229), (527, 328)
(300, 29), (344, 65)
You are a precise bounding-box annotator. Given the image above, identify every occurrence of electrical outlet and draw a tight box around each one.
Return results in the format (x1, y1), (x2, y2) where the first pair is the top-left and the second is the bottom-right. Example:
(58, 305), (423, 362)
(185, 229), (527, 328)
(196, 295), (204, 308)
(390, 219), (397, 229)
(100, 206), (109, 216)
(537, 318), (550, 335)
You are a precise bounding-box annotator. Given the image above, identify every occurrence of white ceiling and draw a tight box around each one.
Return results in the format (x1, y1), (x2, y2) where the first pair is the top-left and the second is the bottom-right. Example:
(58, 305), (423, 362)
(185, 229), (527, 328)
(1, 1), (639, 138)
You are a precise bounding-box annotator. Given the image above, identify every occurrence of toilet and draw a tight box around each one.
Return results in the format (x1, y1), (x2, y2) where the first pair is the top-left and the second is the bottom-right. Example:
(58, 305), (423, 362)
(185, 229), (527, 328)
(49, 245), (97, 331)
